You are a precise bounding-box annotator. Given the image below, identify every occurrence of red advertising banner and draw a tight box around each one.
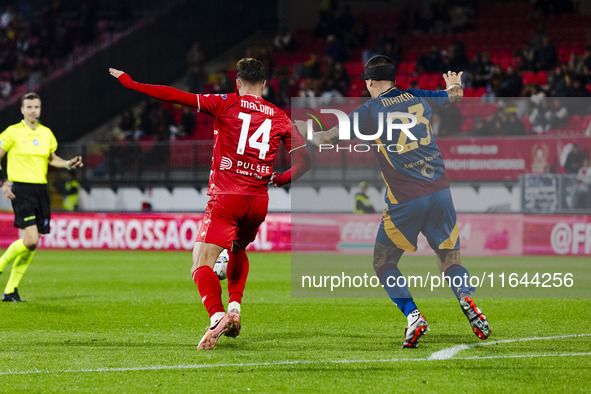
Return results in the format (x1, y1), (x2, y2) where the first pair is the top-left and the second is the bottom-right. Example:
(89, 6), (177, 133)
(1, 212), (589, 256)
(523, 214), (591, 256)
(293, 213), (524, 256)
(437, 136), (591, 181)
(0, 212), (289, 252)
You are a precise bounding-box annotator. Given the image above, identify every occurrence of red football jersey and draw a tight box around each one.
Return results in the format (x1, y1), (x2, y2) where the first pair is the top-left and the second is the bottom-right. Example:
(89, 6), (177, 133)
(197, 93), (305, 196)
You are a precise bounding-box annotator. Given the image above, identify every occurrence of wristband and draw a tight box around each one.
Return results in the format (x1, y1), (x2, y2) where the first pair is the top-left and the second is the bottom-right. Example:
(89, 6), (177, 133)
(446, 84), (462, 90)
(65, 160), (72, 170)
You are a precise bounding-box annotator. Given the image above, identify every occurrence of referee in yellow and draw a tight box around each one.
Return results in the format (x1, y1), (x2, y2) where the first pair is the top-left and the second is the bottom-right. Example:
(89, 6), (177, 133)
(0, 92), (83, 302)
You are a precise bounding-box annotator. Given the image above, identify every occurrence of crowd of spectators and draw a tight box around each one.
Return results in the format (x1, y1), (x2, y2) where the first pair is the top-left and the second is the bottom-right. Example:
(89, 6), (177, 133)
(110, 0), (591, 142)
(0, 1), (134, 103)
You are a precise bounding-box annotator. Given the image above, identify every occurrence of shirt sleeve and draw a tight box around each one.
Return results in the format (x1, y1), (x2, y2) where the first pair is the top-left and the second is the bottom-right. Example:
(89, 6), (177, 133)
(49, 130), (58, 153)
(0, 127), (15, 152)
(405, 88), (449, 98)
(196, 93), (234, 118)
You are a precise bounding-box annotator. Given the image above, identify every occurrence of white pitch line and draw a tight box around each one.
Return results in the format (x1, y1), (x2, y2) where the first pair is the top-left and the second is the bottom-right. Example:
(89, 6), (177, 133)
(1, 350), (591, 376)
(428, 333), (591, 360)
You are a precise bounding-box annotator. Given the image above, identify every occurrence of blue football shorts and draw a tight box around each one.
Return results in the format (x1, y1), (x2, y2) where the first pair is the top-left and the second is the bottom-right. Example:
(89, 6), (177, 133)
(376, 187), (459, 252)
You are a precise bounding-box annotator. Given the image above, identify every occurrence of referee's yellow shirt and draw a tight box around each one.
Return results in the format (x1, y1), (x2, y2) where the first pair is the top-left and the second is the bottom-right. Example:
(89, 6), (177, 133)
(0, 120), (58, 184)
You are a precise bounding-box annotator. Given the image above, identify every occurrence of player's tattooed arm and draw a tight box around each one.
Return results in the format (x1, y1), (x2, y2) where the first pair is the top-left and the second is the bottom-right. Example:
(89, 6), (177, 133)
(442, 70), (464, 103)
(373, 242), (404, 274)
(294, 121), (340, 146)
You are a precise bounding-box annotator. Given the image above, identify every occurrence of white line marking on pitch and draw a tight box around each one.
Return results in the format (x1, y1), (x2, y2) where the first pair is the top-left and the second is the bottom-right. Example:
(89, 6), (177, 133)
(428, 333), (591, 360)
(1, 349), (591, 376)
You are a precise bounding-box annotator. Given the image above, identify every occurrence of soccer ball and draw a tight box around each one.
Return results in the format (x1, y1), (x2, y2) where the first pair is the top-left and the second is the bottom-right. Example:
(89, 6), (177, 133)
(213, 249), (229, 280)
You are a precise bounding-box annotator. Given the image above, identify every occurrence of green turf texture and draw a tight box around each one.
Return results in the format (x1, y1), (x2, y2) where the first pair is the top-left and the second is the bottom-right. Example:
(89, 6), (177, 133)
(0, 251), (589, 392)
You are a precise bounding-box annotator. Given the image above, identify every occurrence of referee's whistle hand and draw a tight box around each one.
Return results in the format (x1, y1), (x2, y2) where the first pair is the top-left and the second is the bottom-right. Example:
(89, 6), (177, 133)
(1, 181), (15, 200)
(69, 156), (84, 169)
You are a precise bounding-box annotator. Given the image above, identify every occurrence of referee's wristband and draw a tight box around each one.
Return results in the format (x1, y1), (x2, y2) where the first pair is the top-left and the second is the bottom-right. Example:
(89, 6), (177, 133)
(65, 160), (72, 170)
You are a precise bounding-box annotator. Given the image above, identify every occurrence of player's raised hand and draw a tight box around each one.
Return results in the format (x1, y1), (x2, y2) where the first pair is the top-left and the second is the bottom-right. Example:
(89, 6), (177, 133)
(442, 71), (463, 88)
(109, 68), (125, 79)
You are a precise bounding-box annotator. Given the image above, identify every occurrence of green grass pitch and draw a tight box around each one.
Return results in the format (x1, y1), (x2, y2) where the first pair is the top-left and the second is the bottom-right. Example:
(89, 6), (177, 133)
(0, 250), (590, 392)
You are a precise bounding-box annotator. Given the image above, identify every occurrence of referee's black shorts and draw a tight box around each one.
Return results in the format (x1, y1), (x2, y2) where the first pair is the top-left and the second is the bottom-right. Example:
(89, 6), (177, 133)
(10, 182), (51, 234)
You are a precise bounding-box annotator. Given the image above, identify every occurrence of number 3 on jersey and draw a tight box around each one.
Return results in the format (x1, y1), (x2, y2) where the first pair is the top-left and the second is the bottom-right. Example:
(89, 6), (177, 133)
(237, 112), (271, 159)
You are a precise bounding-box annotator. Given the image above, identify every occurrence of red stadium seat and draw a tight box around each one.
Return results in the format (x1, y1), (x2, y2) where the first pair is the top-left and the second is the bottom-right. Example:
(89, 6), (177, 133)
(463, 87), (475, 97)
(522, 71), (536, 85)
(535, 71), (548, 85)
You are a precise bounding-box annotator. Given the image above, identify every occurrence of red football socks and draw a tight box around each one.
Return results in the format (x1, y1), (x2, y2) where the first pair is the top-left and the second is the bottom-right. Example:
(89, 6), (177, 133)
(193, 266), (224, 317)
(227, 249), (249, 304)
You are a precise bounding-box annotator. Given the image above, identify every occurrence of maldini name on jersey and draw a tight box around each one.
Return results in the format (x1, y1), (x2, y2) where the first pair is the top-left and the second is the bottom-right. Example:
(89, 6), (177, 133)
(197, 93), (304, 197)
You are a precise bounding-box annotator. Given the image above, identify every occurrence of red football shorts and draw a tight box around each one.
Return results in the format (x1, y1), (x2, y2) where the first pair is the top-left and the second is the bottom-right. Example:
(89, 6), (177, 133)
(196, 194), (269, 250)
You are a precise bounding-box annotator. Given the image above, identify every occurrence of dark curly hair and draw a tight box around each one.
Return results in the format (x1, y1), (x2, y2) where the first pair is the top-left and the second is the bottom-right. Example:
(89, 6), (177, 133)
(236, 58), (266, 84)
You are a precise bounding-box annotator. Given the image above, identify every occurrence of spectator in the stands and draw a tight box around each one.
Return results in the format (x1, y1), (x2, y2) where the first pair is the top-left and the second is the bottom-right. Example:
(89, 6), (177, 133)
(472, 117), (489, 136)
(314, 10), (337, 40)
(275, 67), (293, 107)
(273, 29), (297, 53)
(298, 79), (316, 98)
(548, 64), (570, 97)
(515, 42), (536, 71)
(336, 5), (357, 45)
(348, 19), (368, 49)
(529, 99), (552, 134)
(0, 5), (15, 29)
(498, 66), (524, 97)
(572, 157), (591, 209)
(116, 108), (135, 140)
(486, 112), (506, 136)
(504, 109), (527, 135)
(185, 41), (206, 93)
(469, 52), (494, 88)
(262, 79), (277, 104)
(564, 143), (588, 174)
(438, 103), (462, 137)
(320, 79), (343, 102)
(529, 98), (567, 132)
(569, 48), (591, 81)
(179, 107), (196, 138)
(12, 54), (31, 85)
(448, 42), (469, 71)
(416, 44), (442, 73)
(332, 61), (350, 96)
(0, 73), (11, 97)
(301, 51), (322, 79)
(325, 34), (347, 63)
(364, 31), (401, 64)
(483, 65), (505, 99)
(565, 75), (590, 98)
(534, 36), (558, 71)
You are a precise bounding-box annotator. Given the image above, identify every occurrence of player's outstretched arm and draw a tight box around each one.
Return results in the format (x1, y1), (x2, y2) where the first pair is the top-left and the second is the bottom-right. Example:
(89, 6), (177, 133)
(294, 121), (340, 146)
(271, 147), (311, 187)
(49, 153), (84, 170)
(109, 68), (198, 107)
(443, 70), (463, 103)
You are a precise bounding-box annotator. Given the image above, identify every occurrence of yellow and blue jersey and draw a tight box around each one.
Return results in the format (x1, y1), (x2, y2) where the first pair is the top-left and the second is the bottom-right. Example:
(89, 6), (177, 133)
(348, 87), (450, 204)
(0, 121), (57, 184)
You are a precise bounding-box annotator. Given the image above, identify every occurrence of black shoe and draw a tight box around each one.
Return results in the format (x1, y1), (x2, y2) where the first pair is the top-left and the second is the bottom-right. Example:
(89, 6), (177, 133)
(2, 288), (24, 302)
